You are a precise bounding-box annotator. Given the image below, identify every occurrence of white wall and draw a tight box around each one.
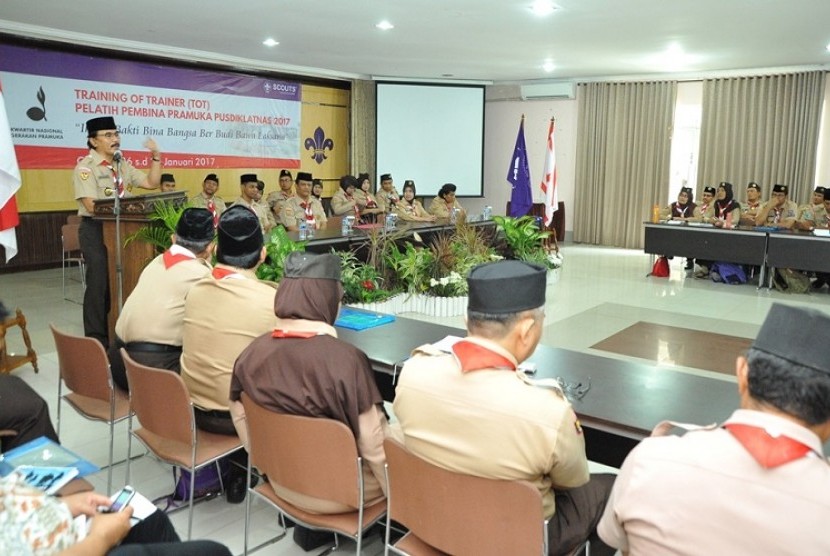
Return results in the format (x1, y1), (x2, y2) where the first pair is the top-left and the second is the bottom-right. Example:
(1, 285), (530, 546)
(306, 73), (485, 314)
(472, 97), (578, 233)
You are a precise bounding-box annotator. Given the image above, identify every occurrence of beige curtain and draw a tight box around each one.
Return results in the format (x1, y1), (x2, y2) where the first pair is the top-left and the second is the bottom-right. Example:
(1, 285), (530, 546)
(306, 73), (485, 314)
(574, 81), (676, 248)
(351, 79), (376, 181)
(698, 71), (825, 204)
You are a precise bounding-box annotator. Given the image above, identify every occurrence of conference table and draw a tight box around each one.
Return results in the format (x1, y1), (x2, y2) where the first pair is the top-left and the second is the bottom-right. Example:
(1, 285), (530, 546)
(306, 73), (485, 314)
(286, 217), (495, 253)
(644, 222), (830, 283)
(337, 312), (739, 467)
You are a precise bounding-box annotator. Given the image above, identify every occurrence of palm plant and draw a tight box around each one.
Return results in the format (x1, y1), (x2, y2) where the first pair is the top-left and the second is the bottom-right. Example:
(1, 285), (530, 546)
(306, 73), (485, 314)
(124, 201), (188, 253)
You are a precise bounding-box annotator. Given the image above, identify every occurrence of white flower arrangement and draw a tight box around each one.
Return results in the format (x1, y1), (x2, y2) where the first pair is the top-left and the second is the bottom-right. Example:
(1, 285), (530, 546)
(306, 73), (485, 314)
(546, 250), (564, 269)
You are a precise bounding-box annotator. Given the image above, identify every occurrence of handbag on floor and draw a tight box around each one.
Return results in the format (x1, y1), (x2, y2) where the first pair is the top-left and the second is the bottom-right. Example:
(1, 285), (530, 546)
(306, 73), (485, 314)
(172, 458), (230, 502)
(650, 256), (670, 278)
(773, 268), (810, 294)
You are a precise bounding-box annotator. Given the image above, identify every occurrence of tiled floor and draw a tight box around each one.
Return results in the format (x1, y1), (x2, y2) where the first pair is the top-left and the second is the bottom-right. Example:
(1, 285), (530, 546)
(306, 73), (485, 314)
(3, 244), (829, 554)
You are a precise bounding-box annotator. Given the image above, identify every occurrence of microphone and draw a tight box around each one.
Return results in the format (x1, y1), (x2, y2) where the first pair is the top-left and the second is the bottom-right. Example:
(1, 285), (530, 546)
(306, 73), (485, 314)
(112, 150), (123, 162)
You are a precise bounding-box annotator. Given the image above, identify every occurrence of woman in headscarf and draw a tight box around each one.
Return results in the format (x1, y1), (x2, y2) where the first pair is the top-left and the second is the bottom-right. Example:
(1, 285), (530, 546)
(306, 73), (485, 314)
(229, 252), (389, 514)
(662, 187), (696, 221)
(330, 175), (360, 218)
(353, 173), (383, 223)
(713, 181), (741, 228)
(394, 180), (436, 222)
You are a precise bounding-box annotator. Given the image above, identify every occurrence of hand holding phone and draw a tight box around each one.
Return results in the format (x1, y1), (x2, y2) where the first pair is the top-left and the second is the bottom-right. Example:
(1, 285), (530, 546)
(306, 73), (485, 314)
(105, 486), (135, 513)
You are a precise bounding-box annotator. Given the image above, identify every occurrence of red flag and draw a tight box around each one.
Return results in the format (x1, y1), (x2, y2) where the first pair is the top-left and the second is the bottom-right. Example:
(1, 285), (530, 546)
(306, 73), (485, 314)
(0, 79), (21, 263)
(540, 118), (558, 226)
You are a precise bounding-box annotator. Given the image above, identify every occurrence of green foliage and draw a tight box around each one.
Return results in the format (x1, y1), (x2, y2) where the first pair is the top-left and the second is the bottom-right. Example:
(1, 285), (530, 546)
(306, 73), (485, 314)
(124, 201), (187, 253)
(493, 215), (557, 269)
(385, 241), (434, 294)
(337, 249), (395, 303)
(256, 226), (307, 282)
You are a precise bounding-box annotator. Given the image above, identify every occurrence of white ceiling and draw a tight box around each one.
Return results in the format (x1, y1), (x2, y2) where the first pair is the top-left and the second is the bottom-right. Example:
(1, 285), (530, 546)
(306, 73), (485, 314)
(1, 0), (829, 83)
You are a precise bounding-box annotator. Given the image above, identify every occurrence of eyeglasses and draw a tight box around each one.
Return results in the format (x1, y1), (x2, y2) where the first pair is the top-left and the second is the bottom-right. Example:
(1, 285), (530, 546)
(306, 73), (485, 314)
(96, 131), (120, 139)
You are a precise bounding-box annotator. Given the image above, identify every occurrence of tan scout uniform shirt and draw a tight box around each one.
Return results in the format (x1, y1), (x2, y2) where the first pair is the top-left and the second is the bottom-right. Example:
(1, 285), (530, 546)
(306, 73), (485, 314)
(393, 199), (430, 221)
(598, 409), (830, 555)
(189, 192), (227, 216)
(231, 197), (274, 235)
(758, 199), (799, 226)
(266, 190), (294, 219)
(115, 245), (211, 345)
(73, 149), (146, 216)
(375, 187), (401, 214)
(800, 205), (829, 228)
(393, 337), (589, 519)
(279, 196), (328, 229)
(428, 196), (465, 218)
(330, 189), (359, 217)
(691, 201), (714, 223)
(180, 268), (277, 411)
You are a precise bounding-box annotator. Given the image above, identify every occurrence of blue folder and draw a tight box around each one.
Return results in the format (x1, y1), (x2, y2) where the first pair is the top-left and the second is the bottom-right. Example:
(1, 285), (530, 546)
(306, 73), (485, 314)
(0, 436), (100, 478)
(335, 308), (396, 331)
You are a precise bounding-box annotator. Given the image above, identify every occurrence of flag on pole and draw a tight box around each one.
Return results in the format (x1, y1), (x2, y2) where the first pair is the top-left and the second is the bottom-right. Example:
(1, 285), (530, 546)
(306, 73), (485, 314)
(540, 118), (558, 226)
(507, 116), (533, 217)
(0, 79), (21, 263)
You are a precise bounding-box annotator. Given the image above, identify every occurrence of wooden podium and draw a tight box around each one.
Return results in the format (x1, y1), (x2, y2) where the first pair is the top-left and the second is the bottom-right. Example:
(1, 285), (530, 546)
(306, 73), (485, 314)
(93, 191), (187, 342)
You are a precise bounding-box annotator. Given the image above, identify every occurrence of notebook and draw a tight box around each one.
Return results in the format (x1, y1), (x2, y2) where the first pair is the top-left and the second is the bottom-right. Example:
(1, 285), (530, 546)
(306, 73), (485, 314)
(0, 436), (100, 479)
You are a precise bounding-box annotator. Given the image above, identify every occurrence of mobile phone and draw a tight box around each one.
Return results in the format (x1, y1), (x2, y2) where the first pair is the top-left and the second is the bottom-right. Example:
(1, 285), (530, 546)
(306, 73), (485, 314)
(108, 485), (136, 512)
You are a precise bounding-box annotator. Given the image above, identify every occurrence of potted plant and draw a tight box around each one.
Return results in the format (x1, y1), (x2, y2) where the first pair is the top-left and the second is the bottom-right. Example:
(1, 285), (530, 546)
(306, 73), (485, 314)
(493, 215), (562, 281)
(256, 226), (307, 283)
(124, 200), (188, 253)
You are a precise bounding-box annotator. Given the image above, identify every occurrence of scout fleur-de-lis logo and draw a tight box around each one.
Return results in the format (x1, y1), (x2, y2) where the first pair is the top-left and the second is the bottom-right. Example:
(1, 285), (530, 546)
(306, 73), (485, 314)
(304, 126), (334, 164)
(27, 86), (47, 121)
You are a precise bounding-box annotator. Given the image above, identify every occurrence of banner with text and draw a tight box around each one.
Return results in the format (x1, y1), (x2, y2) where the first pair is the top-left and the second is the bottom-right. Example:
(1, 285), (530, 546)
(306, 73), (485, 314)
(0, 44), (301, 171)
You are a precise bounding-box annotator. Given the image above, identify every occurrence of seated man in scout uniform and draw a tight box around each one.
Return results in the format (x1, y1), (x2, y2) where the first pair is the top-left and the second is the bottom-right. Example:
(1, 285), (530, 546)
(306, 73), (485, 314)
(107, 208), (214, 391)
(232, 173), (274, 235)
(266, 169), (295, 220)
(278, 172), (328, 230)
(180, 205), (278, 503)
(393, 260), (616, 556)
(599, 303), (830, 555)
(189, 173), (227, 225)
(755, 183), (799, 228)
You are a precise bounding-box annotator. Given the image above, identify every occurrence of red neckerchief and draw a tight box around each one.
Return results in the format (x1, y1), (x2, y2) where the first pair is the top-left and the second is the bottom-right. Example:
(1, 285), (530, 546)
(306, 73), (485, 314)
(452, 340), (516, 373)
(366, 197), (378, 209)
(162, 249), (195, 269)
(674, 204), (689, 218)
(724, 423), (812, 468)
(212, 267), (243, 280)
(299, 200), (316, 224)
(272, 329), (317, 339)
(99, 159), (124, 197)
(773, 208), (782, 223)
(206, 198), (218, 227)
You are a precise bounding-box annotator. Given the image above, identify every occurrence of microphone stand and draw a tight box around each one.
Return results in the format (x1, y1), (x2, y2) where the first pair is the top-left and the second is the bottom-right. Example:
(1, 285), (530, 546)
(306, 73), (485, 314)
(112, 153), (124, 315)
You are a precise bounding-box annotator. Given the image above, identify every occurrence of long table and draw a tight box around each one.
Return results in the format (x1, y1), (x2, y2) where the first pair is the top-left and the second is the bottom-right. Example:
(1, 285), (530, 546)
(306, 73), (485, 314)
(289, 218), (495, 254)
(644, 222), (830, 287)
(337, 313), (739, 467)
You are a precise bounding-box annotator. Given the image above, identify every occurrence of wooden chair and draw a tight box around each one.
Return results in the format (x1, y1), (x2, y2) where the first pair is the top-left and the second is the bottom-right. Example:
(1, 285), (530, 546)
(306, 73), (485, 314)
(61, 223), (85, 302)
(50, 324), (130, 494)
(122, 349), (243, 539)
(241, 392), (386, 555)
(383, 437), (553, 556)
(1, 308), (38, 374)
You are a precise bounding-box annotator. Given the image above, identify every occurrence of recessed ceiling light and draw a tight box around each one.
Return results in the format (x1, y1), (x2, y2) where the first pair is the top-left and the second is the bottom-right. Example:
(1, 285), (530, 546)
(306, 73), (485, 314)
(376, 20), (394, 31)
(530, 0), (557, 17)
(262, 38), (279, 47)
(542, 60), (555, 73)
(826, 43), (830, 52)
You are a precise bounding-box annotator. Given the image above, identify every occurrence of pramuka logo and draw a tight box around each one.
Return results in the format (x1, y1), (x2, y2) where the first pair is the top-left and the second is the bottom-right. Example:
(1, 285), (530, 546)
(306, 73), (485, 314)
(27, 86), (47, 121)
(304, 126), (333, 164)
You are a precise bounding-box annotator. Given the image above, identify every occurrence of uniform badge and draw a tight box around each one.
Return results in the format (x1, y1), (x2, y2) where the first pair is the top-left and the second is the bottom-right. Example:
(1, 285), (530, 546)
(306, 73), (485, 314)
(78, 167), (91, 180)
(573, 411), (583, 435)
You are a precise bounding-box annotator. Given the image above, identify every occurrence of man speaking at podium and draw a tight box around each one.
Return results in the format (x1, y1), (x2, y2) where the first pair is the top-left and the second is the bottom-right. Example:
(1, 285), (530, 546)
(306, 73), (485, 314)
(73, 116), (162, 346)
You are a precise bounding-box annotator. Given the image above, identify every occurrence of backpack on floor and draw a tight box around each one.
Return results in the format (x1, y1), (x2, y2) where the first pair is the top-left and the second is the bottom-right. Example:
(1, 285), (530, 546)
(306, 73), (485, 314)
(710, 262), (747, 285)
(172, 458), (230, 502)
(773, 268), (810, 294)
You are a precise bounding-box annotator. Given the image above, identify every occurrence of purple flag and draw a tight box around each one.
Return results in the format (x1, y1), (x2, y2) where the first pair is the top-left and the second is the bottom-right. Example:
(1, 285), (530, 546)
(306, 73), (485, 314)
(507, 118), (532, 217)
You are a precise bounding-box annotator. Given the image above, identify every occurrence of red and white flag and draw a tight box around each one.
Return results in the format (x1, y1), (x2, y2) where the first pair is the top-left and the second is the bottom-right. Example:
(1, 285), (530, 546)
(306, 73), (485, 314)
(0, 79), (21, 263)
(540, 118), (558, 226)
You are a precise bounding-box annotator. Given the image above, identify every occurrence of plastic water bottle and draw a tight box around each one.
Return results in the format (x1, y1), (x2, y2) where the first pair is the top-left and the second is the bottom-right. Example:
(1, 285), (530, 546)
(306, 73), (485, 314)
(385, 213), (394, 231)
(341, 217), (350, 235)
(483, 206), (492, 220)
(449, 208), (458, 224)
(306, 222), (315, 238)
(298, 220), (308, 240)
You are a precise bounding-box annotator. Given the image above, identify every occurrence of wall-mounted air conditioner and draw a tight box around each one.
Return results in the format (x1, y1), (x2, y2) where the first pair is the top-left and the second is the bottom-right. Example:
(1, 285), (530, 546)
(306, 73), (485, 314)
(520, 82), (575, 100)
